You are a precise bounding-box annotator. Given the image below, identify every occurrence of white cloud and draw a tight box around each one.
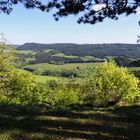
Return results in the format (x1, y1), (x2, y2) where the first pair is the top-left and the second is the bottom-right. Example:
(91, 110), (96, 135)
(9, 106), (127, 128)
(93, 4), (106, 11)
(136, 7), (140, 14)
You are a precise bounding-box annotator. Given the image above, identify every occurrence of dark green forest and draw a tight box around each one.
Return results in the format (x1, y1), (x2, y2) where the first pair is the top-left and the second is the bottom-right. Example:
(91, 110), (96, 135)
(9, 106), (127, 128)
(17, 43), (140, 58)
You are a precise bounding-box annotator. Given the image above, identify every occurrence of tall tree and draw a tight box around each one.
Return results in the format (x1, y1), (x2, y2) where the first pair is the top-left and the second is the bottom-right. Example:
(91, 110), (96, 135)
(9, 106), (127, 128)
(0, 0), (139, 24)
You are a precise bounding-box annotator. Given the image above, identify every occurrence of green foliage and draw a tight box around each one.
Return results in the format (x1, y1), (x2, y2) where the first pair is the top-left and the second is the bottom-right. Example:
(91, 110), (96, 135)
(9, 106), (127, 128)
(0, 43), (45, 104)
(0, 43), (16, 71)
(0, 69), (46, 104)
(84, 61), (140, 105)
(35, 75), (59, 83)
(45, 81), (80, 106)
(0, 133), (14, 140)
(9, 70), (37, 104)
(0, 42), (17, 101)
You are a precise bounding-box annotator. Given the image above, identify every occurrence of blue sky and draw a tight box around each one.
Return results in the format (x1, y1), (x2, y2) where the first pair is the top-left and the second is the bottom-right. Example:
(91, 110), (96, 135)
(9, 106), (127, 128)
(0, 3), (140, 44)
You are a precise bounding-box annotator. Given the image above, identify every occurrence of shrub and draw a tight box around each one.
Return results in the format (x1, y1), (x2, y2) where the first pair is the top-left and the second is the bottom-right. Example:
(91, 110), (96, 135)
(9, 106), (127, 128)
(46, 82), (80, 106)
(84, 61), (140, 106)
(0, 70), (47, 104)
(0, 70), (44, 104)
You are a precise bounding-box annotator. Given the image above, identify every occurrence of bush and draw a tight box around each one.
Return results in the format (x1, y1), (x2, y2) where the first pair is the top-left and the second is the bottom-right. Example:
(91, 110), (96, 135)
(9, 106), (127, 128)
(45, 82), (80, 106)
(0, 69), (46, 104)
(83, 61), (140, 106)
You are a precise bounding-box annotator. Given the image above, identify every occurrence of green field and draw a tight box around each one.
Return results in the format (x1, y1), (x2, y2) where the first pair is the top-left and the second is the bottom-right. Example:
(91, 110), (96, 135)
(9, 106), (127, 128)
(16, 50), (36, 54)
(53, 53), (79, 58)
(16, 48), (140, 81)
(16, 48), (140, 76)
(53, 53), (105, 61)
(16, 47), (105, 65)
(128, 67), (140, 71)
(23, 66), (140, 84)
(19, 69), (83, 84)
(22, 62), (140, 83)
(44, 49), (54, 53)
(23, 62), (99, 79)
(24, 63), (140, 73)
(24, 62), (99, 69)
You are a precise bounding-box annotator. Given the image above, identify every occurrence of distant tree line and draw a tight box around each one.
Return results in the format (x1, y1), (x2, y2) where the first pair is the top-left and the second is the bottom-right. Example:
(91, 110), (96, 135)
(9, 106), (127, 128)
(17, 43), (140, 59)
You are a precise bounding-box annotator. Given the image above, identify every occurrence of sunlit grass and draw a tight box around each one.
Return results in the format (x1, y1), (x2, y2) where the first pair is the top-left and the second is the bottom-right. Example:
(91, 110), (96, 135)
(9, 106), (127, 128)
(25, 62), (98, 68)
(128, 67), (140, 71)
(16, 50), (36, 54)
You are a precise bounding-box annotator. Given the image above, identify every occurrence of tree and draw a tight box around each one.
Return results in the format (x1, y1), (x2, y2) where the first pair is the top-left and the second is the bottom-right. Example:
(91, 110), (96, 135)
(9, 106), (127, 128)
(0, 36), (45, 104)
(0, 37), (17, 101)
(0, 0), (139, 24)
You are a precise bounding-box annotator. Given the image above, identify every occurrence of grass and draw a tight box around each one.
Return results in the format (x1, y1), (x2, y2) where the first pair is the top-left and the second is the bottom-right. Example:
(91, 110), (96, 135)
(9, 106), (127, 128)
(18, 69), (83, 83)
(23, 62), (99, 72)
(18, 69), (59, 83)
(16, 50), (36, 55)
(128, 67), (140, 71)
(22, 63), (140, 83)
(53, 53), (79, 58)
(23, 62), (99, 80)
(44, 49), (54, 53)
(81, 56), (105, 61)
(21, 64), (140, 84)
(52, 53), (105, 62)
(0, 104), (139, 140)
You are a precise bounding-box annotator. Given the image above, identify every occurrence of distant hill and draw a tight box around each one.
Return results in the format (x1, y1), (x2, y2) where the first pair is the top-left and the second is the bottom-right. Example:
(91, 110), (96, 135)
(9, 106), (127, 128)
(16, 43), (140, 59)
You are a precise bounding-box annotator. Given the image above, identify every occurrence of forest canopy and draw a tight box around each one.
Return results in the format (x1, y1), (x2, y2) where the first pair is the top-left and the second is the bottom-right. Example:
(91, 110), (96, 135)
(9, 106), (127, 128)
(0, 0), (140, 24)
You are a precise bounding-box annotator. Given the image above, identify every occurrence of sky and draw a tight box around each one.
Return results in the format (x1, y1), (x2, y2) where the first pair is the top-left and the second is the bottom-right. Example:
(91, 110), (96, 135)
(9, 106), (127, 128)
(0, 3), (140, 44)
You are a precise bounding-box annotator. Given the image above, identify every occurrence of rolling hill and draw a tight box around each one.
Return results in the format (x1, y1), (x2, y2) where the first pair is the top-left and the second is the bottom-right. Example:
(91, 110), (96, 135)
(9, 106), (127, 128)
(16, 43), (140, 59)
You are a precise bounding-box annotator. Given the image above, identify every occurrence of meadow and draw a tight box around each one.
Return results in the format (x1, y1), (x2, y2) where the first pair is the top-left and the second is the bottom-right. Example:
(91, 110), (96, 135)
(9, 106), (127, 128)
(24, 62), (98, 70)
(23, 63), (97, 77)
(21, 62), (140, 85)
(17, 49), (140, 78)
